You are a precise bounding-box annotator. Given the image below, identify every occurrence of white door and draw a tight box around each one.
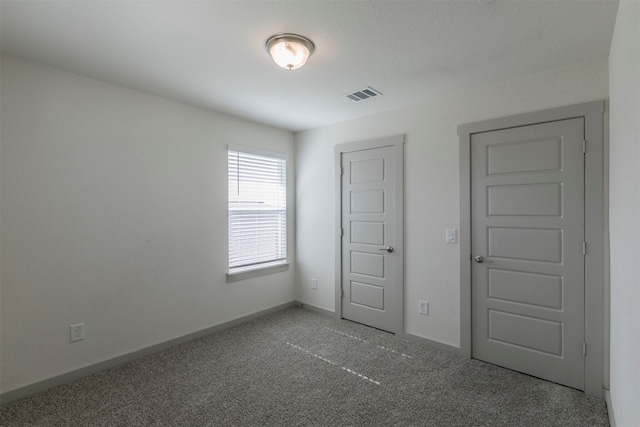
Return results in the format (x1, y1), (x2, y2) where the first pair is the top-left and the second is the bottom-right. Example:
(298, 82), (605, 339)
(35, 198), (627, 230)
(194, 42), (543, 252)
(471, 118), (585, 390)
(340, 140), (403, 333)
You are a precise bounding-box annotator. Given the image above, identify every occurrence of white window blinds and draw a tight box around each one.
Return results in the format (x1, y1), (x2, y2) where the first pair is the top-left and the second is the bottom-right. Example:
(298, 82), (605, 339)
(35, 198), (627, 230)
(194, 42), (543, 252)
(228, 147), (287, 272)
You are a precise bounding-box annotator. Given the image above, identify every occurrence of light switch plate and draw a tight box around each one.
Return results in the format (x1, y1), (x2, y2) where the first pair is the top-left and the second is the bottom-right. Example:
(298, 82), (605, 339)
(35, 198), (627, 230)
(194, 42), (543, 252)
(446, 229), (457, 243)
(419, 300), (429, 315)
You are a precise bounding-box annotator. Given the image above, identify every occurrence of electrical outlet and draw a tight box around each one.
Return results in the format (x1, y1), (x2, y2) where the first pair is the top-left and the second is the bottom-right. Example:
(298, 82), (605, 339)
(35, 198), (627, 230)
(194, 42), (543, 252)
(311, 278), (318, 290)
(70, 323), (85, 342)
(419, 300), (429, 315)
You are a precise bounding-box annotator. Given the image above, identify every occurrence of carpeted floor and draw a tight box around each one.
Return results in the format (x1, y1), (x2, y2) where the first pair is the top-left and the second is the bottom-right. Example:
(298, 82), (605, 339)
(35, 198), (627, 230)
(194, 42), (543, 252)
(0, 306), (609, 426)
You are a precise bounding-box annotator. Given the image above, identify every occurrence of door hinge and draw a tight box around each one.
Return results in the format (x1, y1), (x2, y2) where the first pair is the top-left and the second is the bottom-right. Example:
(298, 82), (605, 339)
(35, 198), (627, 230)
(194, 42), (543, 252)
(340, 166), (344, 176)
(582, 140), (586, 154)
(583, 342), (587, 357)
(583, 241), (587, 256)
(341, 227), (344, 237)
(341, 289), (344, 297)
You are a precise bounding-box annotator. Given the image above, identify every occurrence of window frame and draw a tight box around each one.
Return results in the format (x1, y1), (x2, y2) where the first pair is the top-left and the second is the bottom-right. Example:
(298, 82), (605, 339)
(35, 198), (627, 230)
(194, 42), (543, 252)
(226, 145), (289, 282)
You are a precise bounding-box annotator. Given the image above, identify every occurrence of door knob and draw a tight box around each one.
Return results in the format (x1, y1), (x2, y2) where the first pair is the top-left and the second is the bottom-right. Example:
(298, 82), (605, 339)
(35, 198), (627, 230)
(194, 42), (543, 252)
(474, 255), (485, 263)
(379, 246), (394, 253)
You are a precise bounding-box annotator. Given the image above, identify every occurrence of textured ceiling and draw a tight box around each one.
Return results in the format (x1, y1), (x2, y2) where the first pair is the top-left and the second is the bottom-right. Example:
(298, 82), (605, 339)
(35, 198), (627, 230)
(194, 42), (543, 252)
(0, 1), (619, 132)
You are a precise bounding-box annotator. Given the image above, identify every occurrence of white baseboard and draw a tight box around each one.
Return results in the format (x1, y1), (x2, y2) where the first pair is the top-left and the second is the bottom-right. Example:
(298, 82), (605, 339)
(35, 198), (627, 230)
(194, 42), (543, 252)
(604, 389), (616, 427)
(0, 301), (296, 404)
(396, 332), (464, 356)
(297, 302), (335, 318)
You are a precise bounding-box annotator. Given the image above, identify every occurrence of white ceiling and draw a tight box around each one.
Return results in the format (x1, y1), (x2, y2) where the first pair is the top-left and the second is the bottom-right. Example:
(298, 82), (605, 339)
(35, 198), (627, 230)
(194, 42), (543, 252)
(0, 0), (618, 132)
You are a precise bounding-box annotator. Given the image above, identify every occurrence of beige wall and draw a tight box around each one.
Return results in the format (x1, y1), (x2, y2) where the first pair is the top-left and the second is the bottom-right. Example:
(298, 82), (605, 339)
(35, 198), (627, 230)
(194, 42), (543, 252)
(0, 55), (296, 393)
(608, 1), (640, 425)
(295, 57), (608, 348)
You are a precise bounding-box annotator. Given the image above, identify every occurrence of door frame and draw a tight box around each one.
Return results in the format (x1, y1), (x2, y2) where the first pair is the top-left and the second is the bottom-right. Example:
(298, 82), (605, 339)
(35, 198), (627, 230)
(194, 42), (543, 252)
(458, 101), (605, 397)
(334, 134), (405, 333)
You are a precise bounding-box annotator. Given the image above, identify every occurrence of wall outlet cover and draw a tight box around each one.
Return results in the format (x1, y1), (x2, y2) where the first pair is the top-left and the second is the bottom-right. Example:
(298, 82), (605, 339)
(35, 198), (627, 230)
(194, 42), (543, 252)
(70, 323), (85, 342)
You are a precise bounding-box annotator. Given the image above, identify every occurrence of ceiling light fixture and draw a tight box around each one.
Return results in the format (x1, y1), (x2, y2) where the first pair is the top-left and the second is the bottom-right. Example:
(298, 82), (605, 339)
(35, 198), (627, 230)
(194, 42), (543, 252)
(265, 33), (315, 70)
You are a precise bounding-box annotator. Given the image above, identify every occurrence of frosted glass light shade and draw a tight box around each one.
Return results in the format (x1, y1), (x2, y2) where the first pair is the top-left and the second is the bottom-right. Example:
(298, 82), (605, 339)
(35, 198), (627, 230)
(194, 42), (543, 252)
(266, 33), (315, 70)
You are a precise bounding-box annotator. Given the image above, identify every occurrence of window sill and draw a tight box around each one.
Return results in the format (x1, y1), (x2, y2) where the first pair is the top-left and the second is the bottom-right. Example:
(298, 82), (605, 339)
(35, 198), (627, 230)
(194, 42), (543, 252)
(226, 263), (289, 283)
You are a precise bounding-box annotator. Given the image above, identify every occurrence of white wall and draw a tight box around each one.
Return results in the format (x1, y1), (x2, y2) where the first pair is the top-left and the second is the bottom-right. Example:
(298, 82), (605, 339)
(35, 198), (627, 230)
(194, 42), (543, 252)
(295, 57), (608, 348)
(0, 55), (296, 394)
(608, 1), (640, 425)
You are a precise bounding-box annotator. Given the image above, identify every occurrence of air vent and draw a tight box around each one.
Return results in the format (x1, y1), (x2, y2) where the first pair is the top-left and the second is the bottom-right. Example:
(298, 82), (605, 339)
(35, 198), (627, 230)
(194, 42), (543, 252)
(344, 86), (382, 102)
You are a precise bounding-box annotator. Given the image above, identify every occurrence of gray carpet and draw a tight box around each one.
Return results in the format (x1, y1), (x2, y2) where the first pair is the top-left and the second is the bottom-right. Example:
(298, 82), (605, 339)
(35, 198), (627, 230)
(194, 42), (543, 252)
(0, 306), (609, 426)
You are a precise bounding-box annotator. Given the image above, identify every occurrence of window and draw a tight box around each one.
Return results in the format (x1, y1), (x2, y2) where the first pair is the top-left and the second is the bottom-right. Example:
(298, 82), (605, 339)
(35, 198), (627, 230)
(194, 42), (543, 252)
(228, 146), (287, 278)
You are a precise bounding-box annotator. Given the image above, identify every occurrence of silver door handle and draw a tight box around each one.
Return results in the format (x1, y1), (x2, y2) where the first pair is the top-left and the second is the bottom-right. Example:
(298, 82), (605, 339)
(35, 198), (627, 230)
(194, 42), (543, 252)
(379, 246), (394, 253)
(474, 255), (485, 263)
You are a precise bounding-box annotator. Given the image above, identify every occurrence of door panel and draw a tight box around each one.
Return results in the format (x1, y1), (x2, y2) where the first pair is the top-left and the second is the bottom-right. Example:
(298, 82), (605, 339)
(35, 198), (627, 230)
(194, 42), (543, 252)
(487, 227), (563, 262)
(351, 190), (384, 213)
(486, 137), (562, 174)
(351, 252), (384, 277)
(342, 145), (398, 332)
(350, 281), (385, 310)
(488, 269), (563, 309)
(471, 118), (585, 390)
(350, 158), (385, 183)
(488, 310), (563, 355)
(488, 183), (562, 216)
(351, 222), (385, 245)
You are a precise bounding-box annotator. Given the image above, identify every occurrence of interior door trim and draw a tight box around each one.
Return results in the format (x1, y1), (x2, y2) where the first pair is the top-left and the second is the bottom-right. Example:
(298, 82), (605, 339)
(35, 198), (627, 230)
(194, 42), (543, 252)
(334, 134), (405, 333)
(458, 101), (605, 398)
